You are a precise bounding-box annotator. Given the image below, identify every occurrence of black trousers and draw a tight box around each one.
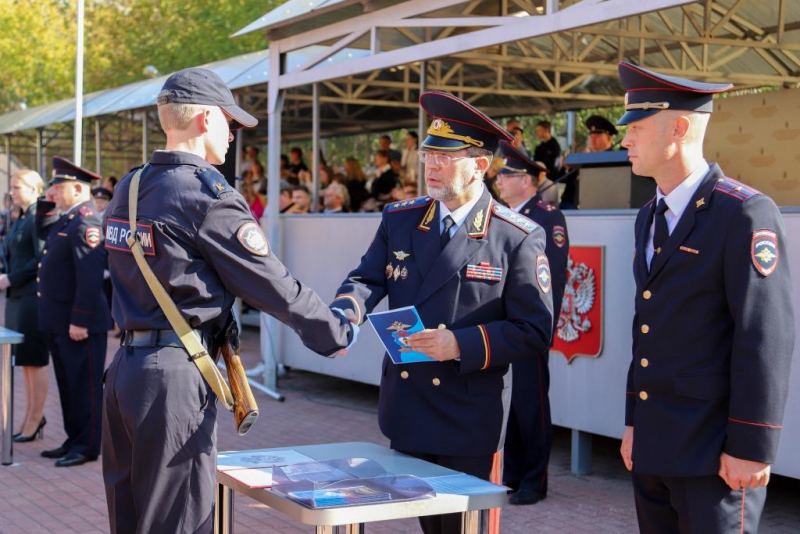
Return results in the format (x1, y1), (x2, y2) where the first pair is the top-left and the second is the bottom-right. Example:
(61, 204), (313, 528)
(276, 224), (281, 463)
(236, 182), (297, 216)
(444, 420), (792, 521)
(46, 332), (106, 457)
(102, 346), (217, 534)
(632, 472), (767, 534)
(399, 450), (494, 534)
(503, 354), (552, 496)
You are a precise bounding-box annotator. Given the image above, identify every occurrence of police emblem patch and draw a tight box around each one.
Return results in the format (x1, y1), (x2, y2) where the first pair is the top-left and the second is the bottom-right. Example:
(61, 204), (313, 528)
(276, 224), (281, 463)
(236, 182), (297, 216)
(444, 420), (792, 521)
(751, 229), (778, 276)
(553, 226), (566, 248)
(237, 222), (269, 257)
(85, 227), (101, 248)
(536, 254), (551, 294)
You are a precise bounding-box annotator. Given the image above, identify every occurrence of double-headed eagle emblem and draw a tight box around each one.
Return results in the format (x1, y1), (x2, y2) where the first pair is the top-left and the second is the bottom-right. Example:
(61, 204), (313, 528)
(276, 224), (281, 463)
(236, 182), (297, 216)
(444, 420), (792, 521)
(557, 257), (596, 343)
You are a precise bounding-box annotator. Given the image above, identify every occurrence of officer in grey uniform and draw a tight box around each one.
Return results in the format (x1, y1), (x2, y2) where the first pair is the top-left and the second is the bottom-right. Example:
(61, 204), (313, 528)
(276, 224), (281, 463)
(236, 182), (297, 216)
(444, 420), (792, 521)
(101, 68), (356, 534)
(618, 61), (794, 534)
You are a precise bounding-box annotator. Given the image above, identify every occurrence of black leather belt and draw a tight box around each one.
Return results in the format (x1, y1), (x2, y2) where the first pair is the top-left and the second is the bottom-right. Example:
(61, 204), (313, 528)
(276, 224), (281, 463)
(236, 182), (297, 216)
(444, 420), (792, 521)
(120, 329), (211, 349)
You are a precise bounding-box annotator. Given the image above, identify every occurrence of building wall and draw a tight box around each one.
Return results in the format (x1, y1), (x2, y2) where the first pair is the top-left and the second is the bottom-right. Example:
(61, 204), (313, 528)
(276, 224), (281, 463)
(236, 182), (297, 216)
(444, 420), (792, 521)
(706, 88), (800, 206)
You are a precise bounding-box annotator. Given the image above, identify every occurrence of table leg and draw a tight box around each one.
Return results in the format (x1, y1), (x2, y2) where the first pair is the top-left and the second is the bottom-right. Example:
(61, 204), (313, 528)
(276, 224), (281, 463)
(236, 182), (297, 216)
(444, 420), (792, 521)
(1, 344), (13, 466)
(215, 482), (234, 534)
(316, 527), (335, 534)
(342, 525), (364, 534)
(461, 510), (481, 534)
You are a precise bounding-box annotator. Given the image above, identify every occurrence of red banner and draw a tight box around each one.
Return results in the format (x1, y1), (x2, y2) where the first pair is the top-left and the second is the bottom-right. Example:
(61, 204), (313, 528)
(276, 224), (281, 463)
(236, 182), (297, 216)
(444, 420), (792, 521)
(552, 246), (604, 363)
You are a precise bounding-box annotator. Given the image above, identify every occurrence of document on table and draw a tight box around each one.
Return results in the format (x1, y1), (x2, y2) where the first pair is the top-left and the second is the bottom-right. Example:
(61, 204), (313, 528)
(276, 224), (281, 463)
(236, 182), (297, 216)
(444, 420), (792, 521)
(367, 306), (435, 364)
(424, 474), (507, 495)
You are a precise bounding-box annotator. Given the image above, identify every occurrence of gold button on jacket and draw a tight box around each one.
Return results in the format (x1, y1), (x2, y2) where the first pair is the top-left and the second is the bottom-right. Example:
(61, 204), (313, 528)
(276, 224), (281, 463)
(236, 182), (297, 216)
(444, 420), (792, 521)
(639, 391), (649, 401)
(432, 378), (441, 386)
(400, 371), (409, 379)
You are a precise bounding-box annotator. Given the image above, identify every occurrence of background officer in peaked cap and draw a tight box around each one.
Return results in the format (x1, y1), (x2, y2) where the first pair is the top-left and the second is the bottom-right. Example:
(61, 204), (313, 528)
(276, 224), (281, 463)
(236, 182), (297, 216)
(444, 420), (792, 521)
(496, 141), (569, 506)
(101, 68), (356, 534)
(585, 115), (619, 153)
(37, 156), (111, 467)
(617, 61), (794, 533)
(332, 91), (553, 534)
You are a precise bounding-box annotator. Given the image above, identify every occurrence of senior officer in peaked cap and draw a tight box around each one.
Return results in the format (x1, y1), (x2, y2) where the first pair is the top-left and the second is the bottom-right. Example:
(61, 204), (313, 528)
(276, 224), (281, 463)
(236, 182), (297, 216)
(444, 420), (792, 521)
(37, 156), (111, 467)
(101, 68), (356, 534)
(617, 61), (794, 533)
(332, 91), (554, 534)
(496, 141), (569, 505)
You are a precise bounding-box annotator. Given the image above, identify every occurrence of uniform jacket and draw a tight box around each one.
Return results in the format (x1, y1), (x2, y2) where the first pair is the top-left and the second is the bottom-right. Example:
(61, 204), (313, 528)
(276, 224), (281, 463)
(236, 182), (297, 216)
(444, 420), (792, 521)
(37, 199), (111, 334)
(104, 150), (351, 353)
(626, 163), (794, 476)
(519, 194), (569, 334)
(333, 187), (554, 456)
(3, 204), (44, 298)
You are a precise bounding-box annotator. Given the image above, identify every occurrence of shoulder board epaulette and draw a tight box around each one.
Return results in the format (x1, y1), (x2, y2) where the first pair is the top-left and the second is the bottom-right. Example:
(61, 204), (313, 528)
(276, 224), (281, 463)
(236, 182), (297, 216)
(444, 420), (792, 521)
(386, 196), (432, 213)
(492, 204), (538, 234)
(714, 177), (760, 202)
(536, 200), (556, 212)
(197, 168), (232, 199)
(78, 205), (95, 218)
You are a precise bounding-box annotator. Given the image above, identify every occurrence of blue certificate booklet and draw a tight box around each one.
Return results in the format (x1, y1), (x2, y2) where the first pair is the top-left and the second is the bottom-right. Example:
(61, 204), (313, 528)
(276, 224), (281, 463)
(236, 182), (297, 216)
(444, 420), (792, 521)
(367, 306), (435, 364)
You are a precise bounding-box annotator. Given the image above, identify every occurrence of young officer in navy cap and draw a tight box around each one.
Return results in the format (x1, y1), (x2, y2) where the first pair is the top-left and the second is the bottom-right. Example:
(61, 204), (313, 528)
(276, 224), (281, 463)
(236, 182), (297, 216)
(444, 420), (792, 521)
(617, 61), (794, 534)
(332, 91), (554, 534)
(37, 156), (111, 467)
(496, 141), (569, 506)
(101, 68), (357, 534)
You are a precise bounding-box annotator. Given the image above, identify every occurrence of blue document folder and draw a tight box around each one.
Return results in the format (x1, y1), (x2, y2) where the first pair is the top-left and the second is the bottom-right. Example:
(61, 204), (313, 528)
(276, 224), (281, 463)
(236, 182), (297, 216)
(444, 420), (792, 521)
(367, 306), (435, 364)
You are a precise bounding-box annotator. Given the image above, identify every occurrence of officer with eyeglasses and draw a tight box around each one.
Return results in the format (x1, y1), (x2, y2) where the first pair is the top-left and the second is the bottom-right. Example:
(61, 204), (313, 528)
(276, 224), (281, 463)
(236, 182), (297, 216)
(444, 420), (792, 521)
(331, 91), (554, 534)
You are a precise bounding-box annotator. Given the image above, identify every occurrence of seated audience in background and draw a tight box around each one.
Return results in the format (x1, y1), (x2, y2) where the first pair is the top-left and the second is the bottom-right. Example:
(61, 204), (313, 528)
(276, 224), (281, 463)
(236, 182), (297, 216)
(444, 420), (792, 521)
(291, 185), (312, 213)
(401, 131), (419, 183)
(241, 145), (260, 175)
(323, 182), (350, 214)
(533, 161), (559, 207)
(92, 187), (113, 218)
(280, 154), (290, 179)
(103, 176), (118, 192)
(402, 180), (418, 199)
(279, 181), (304, 214)
(370, 150), (398, 201)
(286, 147), (308, 184)
(378, 134), (402, 164)
(343, 157), (370, 211)
(511, 127), (529, 155)
(534, 121), (561, 176)
(241, 170), (266, 220)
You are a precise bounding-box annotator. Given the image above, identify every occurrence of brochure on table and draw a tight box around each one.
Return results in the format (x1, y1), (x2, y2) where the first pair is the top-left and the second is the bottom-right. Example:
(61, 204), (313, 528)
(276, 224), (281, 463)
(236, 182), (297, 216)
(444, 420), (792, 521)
(270, 457), (436, 509)
(367, 306), (436, 364)
(217, 449), (317, 488)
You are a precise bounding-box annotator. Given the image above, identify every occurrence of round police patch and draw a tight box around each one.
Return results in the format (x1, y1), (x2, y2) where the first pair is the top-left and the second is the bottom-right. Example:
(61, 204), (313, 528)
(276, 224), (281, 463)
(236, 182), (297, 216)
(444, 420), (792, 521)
(553, 226), (566, 248)
(751, 229), (778, 276)
(237, 222), (269, 257)
(536, 254), (551, 294)
(85, 227), (101, 249)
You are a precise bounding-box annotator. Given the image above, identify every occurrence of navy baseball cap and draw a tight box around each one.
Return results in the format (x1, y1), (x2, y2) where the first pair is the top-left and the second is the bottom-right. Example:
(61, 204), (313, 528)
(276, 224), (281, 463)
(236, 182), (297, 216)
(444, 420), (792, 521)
(50, 156), (102, 185)
(157, 68), (258, 130)
(499, 141), (547, 176)
(617, 62), (733, 126)
(419, 91), (513, 153)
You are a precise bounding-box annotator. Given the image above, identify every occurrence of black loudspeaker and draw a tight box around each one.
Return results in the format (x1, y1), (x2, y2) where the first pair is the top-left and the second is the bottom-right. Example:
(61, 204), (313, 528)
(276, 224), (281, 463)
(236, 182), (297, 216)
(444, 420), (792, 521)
(564, 150), (655, 209)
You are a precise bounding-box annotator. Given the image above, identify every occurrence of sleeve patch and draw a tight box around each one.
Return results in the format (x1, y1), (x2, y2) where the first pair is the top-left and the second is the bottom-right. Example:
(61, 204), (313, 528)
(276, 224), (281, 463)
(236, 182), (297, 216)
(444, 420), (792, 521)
(536, 254), (551, 293)
(751, 229), (778, 276)
(553, 226), (566, 248)
(237, 222), (269, 257)
(85, 227), (101, 248)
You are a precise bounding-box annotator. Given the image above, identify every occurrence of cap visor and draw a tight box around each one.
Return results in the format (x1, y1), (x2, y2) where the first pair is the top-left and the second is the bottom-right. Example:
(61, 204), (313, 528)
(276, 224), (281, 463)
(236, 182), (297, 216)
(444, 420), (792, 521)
(222, 105), (258, 130)
(617, 109), (660, 126)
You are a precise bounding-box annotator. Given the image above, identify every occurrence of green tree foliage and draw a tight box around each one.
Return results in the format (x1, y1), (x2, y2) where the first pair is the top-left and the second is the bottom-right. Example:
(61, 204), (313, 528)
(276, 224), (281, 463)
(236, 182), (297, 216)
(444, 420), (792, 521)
(0, 0), (280, 114)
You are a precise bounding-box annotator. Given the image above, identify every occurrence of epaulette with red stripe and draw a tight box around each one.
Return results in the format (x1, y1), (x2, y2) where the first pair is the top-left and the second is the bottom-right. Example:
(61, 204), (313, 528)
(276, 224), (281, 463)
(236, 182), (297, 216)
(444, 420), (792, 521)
(386, 196), (432, 213)
(536, 200), (556, 212)
(714, 177), (760, 202)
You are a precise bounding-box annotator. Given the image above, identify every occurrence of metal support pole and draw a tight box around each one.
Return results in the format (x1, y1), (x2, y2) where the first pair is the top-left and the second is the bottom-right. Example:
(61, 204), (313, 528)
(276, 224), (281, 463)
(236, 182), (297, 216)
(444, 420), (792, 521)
(142, 112), (149, 164)
(571, 429), (592, 476)
(73, 0), (85, 166)
(214, 483), (233, 534)
(312, 83), (321, 212)
(1, 344), (13, 466)
(4, 135), (11, 189)
(95, 120), (102, 175)
(566, 111), (576, 154)
(417, 61), (427, 195)
(35, 129), (44, 176)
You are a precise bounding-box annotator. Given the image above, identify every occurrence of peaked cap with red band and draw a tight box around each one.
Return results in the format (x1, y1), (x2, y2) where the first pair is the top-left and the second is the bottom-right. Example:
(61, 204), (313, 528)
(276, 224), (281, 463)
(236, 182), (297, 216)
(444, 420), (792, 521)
(419, 91), (513, 153)
(617, 61), (733, 126)
(50, 156), (102, 186)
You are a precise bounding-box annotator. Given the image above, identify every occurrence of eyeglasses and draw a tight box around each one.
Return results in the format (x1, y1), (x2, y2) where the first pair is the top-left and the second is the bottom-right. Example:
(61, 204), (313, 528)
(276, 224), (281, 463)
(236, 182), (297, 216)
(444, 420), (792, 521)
(417, 150), (472, 167)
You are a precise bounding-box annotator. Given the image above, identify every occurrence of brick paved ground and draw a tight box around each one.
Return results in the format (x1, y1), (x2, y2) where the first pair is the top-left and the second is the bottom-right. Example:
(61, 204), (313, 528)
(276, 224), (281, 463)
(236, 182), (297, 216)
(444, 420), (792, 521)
(1, 323), (799, 533)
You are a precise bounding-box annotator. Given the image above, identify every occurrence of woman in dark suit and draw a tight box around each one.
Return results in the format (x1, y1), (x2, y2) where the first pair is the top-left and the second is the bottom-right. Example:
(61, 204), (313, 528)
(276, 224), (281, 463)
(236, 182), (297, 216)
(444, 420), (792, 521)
(0, 169), (49, 441)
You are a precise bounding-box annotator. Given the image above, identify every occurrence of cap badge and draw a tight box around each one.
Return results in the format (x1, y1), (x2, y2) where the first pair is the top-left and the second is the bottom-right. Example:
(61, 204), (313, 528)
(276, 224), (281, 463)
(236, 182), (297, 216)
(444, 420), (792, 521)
(427, 119), (484, 148)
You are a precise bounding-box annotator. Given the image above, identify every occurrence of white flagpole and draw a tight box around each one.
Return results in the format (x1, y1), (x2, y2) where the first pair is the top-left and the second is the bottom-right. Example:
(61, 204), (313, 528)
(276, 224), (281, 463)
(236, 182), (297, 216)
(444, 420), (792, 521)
(74, 0), (85, 166)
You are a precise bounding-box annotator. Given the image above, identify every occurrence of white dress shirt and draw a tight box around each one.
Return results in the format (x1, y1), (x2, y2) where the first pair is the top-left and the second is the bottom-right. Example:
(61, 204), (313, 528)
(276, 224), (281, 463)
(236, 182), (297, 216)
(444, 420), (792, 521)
(438, 184), (485, 238)
(646, 160), (709, 266)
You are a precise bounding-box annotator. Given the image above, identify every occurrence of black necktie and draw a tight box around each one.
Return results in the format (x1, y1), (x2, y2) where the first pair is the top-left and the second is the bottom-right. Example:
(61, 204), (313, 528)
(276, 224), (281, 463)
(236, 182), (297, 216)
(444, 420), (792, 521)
(652, 198), (669, 260)
(441, 215), (455, 250)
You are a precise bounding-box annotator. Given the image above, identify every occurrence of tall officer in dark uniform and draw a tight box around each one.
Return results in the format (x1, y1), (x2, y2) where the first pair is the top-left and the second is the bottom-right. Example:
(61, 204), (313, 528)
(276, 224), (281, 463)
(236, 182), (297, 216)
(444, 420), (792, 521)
(495, 141), (569, 505)
(37, 156), (111, 467)
(101, 68), (356, 534)
(617, 61), (794, 533)
(332, 92), (554, 534)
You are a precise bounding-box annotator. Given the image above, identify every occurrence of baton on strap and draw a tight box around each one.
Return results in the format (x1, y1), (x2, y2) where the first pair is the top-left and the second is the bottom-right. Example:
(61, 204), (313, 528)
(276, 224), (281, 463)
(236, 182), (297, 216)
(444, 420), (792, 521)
(126, 166), (235, 412)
